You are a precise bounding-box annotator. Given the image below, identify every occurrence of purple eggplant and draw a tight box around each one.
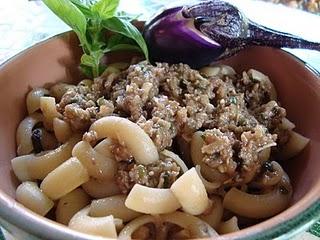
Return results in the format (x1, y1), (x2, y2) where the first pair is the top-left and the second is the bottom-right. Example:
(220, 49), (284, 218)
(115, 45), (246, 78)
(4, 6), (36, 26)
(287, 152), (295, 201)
(143, 0), (320, 68)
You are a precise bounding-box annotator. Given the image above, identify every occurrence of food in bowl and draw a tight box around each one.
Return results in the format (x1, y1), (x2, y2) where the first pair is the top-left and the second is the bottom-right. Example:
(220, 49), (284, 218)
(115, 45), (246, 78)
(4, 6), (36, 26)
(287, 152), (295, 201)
(5, 0), (314, 239)
(11, 60), (309, 239)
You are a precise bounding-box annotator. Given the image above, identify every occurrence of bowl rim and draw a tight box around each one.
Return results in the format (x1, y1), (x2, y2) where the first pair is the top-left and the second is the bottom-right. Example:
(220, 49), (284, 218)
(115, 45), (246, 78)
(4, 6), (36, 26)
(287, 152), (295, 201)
(0, 31), (319, 240)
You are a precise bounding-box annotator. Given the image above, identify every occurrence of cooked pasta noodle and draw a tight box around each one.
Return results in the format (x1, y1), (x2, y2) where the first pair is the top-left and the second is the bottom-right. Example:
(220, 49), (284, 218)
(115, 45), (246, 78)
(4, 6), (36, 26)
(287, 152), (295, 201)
(82, 178), (121, 199)
(195, 165), (220, 193)
(280, 118), (296, 130)
(160, 149), (188, 173)
(223, 176), (292, 219)
(11, 155), (33, 181)
(56, 188), (91, 225)
(131, 225), (152, 239)
(29, 134), (80, 179)
(16, 181), (54, 216)
(53, 118), (72, 143)
(199, 196), (223, 229)
(89, 116), (158, 165)
(114, 218), (125, 232)
(218, 216), (240, 234)
(38, 128), (59, 150)
(160, 212), (218, 238)
(16, 113), (43, 156)
(279, 131), (310, 160)
(119, 212), (218, 239)
(176, 136), (192, 165)
(90, 195), (141, 222)
(93, 138), (115, 159)
(125, 184), (181, 214)
(108, 62), (130, 71)
(26, 88), (50, 114)
(258, 147), (271, 163)
(49, 83), (75, 101)
(247, 69), (277, 100)
(69, 206), (117, 238)
(100, 66), (121, 78)
(12, 135), (80, 181)
(72, 140), (117, 180)
(118, 215), (156, 240)
(190, 131), (228, 183)
(40, 96), (62, 130)
(258, 161), (284, 186)
(200, 65), (236, 78)
(170, 167), (209, 215)
(40, 157), (89, 200)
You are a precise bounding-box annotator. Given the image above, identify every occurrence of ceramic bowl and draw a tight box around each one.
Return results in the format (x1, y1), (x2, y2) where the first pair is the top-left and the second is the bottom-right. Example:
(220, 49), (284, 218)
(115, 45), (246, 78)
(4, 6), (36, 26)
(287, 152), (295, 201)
(0, 32), (319, 240)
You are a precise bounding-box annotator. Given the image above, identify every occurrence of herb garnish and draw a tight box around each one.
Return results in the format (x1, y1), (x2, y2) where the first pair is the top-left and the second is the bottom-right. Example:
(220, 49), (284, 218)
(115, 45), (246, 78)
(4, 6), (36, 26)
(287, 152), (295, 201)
(43, 0), (149, 78)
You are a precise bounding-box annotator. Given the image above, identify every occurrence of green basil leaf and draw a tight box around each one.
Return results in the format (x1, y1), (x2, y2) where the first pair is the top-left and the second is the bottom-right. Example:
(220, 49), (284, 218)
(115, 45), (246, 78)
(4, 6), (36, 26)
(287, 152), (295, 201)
(108, 43), (142, 52)
(91, 50), (104, 62)
(107, 34), (135, 48)
(116, 11), (141, 21)
(81, 54), (96, 67)
(102, 17), (149, 60)
(81, 50), (104, 77)
(91, 0), (120, 19)
(70, 0), (93, 17)
(80, 64), (94, 78)
(43, 0), (87, 37)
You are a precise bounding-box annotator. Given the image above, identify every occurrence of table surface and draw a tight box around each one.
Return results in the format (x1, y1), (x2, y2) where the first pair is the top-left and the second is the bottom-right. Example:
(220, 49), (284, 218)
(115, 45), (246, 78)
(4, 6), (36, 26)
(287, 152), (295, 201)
(0, 0), (319, 239)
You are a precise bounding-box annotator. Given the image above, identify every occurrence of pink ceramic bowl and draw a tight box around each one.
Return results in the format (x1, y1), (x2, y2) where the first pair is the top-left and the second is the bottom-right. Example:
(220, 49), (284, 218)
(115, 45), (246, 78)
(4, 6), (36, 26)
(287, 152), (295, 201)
(0, 32), (319, 240)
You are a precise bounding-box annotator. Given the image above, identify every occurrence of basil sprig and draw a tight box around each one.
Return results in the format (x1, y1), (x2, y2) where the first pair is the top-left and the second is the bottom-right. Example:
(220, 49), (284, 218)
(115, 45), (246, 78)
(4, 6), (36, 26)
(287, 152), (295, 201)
(43, 0), (149, 78)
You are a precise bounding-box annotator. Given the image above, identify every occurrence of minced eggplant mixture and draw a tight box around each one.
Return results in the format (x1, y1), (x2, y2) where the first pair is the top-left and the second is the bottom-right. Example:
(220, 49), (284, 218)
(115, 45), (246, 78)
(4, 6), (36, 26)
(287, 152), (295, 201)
(56, 62), (291, 192)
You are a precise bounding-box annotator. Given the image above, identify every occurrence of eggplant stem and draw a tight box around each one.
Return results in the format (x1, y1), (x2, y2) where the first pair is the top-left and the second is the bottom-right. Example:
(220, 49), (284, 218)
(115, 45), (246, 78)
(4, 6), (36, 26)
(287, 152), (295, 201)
(248, 22), (320, 51)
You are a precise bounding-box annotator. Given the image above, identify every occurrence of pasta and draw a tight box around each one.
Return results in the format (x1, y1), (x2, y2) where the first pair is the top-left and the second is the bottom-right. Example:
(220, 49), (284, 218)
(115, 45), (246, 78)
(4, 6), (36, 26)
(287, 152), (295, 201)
(49, 83), (74, 101)
(89, 195), (141, 222)
(170, 167), (209, 215)
(40, 96), (62, 130)
(16, 113), (43, 156)
(56, 188), (91, 225)
(199, 196), (224, 229)
(200, 64), (236, 78)
(69, 206), (117, 238)
(190, 131), (228, 184)
(89, 116), (159, 165)
(195, 165), (221, 193)
(16, 181), (54, 216)
(118, 212), (218, 239)
(280, 118), (296, 130)
(11, 135), (80, 181)
(279, 131), (310, 160)
(247, 69), (277, 101)
(26, 88), (50, 114)
(108, 62), (130, 71)
(82, 178), (121, 199)
(93, 138), (115, 159)
(12, 61), (310, 239)
(161, 212), (218, 238)
(258, 147), (271, 163)
(38, 128), (59, 150)
(218, 216), (240, 234)
(53, 118), (72, 143)
(223, 175), (292, 219)
(40, 157), (90, 200)
(125, 184), (181, 214)
(72, 140), (117, 180)
(256, 161), (284, 186)
(118, 215), (156, 239)
(160, 149), (188, 173)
